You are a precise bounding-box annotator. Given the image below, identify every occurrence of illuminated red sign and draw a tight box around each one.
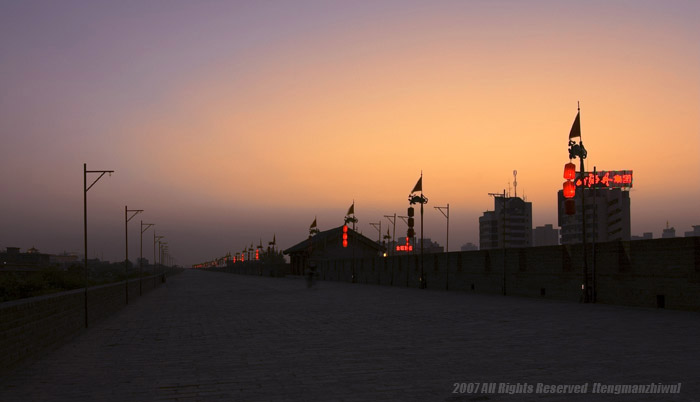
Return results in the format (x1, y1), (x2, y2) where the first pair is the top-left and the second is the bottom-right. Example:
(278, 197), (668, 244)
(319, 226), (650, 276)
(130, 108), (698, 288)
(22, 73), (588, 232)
(395, 237), (413, 252)
(575, 170), (633, 189)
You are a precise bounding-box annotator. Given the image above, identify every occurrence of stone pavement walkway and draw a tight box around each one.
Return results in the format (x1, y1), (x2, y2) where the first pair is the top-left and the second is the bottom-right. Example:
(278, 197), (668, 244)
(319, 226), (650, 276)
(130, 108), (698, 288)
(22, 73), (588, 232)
(1, 269), (698, 401)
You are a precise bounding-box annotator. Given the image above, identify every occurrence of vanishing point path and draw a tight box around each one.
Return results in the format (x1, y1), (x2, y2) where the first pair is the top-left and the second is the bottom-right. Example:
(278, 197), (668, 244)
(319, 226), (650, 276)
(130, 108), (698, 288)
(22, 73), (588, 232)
(1, 269), (698, 401)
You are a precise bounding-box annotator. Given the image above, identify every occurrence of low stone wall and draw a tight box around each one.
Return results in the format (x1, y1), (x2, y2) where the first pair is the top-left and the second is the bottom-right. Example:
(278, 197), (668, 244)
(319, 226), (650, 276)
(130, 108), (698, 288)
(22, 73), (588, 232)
(316, 237), (700, 311)
(0, 271), (180, 373)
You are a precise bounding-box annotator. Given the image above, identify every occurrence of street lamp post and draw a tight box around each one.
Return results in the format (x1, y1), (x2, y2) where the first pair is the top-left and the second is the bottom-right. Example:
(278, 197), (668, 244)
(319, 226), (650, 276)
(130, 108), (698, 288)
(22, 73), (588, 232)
(140, 221), (154, 295)
(489, 191), (507, 296)
(162, 244), (169, 278)
(160, 242), (168, 266)
(434, 204), (449, 253)
(124, 206), (143, 304)
(159, 242), (167, 266)
(154, 233), (164, 277)
(434, 203), (449, 289)
(382, 229), (391, 257)
(83, 163), (114, 328)
(158, 241), (167, 285)
(369, 221), (382, 243)
(384, 214), (397, 255)
(160, 243), (168, 272)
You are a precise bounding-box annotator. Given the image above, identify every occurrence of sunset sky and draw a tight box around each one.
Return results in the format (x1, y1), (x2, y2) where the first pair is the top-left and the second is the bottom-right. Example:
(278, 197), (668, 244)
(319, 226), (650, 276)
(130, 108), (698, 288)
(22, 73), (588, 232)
(1, 0), (698, 266)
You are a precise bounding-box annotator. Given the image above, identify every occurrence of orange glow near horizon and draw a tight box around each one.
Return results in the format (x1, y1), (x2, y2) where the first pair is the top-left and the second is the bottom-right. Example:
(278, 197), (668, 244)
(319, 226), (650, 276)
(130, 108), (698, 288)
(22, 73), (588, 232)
(126, 30), (699, 214)
(105, 6), (700, 260)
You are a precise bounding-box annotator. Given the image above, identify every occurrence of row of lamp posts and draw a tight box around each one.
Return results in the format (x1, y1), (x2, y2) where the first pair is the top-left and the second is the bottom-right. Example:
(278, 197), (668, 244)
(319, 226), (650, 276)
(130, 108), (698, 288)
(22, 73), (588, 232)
(83, 163), (172, 328)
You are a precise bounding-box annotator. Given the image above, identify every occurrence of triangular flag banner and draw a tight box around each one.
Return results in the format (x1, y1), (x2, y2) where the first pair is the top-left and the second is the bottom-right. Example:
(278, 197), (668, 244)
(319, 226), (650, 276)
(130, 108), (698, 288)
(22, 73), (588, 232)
(569, 111), (581, 139)
(347, 203), (354, 215)
(310, 218), (317, 229)
(411, 177), (422, 193)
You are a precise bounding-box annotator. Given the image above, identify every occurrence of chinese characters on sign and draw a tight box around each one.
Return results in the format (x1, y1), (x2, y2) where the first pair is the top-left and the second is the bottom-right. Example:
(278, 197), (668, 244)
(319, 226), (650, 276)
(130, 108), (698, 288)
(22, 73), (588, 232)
(575, 170), (633, 189)
(396, 237), (414, 252)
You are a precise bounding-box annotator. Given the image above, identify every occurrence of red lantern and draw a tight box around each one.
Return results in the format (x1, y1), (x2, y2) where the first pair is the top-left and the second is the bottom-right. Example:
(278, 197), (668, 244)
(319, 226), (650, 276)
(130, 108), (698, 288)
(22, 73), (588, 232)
(563, 180), (576, 199)
(563, 162), (576, 180)
(565, 199), (576, 215)
(342, 225), (348, 248)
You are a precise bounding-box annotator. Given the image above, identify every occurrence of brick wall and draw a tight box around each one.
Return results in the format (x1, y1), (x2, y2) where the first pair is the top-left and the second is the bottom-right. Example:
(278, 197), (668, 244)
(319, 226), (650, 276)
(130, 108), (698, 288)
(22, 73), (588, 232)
(0, 272), (177, 373)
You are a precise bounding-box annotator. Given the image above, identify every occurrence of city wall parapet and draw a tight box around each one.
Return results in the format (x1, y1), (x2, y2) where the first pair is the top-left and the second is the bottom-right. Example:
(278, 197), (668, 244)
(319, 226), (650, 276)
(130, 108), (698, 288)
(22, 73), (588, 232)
(0, 270), (181, 373)
(218, 237), (700, 311)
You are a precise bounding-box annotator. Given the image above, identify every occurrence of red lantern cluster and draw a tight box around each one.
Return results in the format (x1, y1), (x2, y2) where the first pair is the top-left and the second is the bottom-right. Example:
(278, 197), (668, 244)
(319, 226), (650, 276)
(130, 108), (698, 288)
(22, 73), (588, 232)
(563, 180), (576, 198)
(563, 162), (577, 199)
(407, 207), (415, 239)
(342, 224), (348, 248)
(563, 162), (576, 180)
(563, 162), (577, 215)
(396, 236), (413, 252)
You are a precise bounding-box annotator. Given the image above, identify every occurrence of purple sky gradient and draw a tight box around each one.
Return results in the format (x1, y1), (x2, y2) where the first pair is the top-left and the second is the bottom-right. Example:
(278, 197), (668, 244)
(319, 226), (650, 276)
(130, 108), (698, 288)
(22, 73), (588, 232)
(1, 1), (699, 266)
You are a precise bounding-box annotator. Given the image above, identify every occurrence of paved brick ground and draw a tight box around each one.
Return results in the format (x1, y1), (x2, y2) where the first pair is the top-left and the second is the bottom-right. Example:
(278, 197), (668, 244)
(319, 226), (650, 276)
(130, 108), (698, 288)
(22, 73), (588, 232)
(1, 269), (698, 401)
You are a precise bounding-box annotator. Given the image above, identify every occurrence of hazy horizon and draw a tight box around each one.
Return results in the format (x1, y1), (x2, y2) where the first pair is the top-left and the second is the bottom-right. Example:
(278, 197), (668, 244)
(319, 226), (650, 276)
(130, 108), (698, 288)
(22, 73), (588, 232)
(2, 0), (698, 266)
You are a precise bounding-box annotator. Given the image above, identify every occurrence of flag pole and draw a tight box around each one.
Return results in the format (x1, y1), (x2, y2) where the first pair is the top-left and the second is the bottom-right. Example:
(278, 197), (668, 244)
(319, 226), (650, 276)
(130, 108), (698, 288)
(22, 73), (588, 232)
(352, 199), (356, 231)
(577, 102), (590, 303)
(352, 200), (356, 283)
(409, 173), (427, 288)
(420, 170), (424, 288)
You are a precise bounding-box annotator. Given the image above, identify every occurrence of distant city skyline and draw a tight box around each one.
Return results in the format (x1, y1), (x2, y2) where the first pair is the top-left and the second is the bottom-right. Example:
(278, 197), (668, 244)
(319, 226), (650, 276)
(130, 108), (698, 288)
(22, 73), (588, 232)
(1, 1), (698, 266)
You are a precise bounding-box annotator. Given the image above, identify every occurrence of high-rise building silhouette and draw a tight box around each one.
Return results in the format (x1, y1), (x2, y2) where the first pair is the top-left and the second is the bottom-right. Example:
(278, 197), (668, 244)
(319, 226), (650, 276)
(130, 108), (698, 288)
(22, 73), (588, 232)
(557, 188), (630, 244)
(533, 224), (559, 246)
(479, 195), (532, 249)
(662, 224), (676, 238)
(684, 225), (700, 237)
